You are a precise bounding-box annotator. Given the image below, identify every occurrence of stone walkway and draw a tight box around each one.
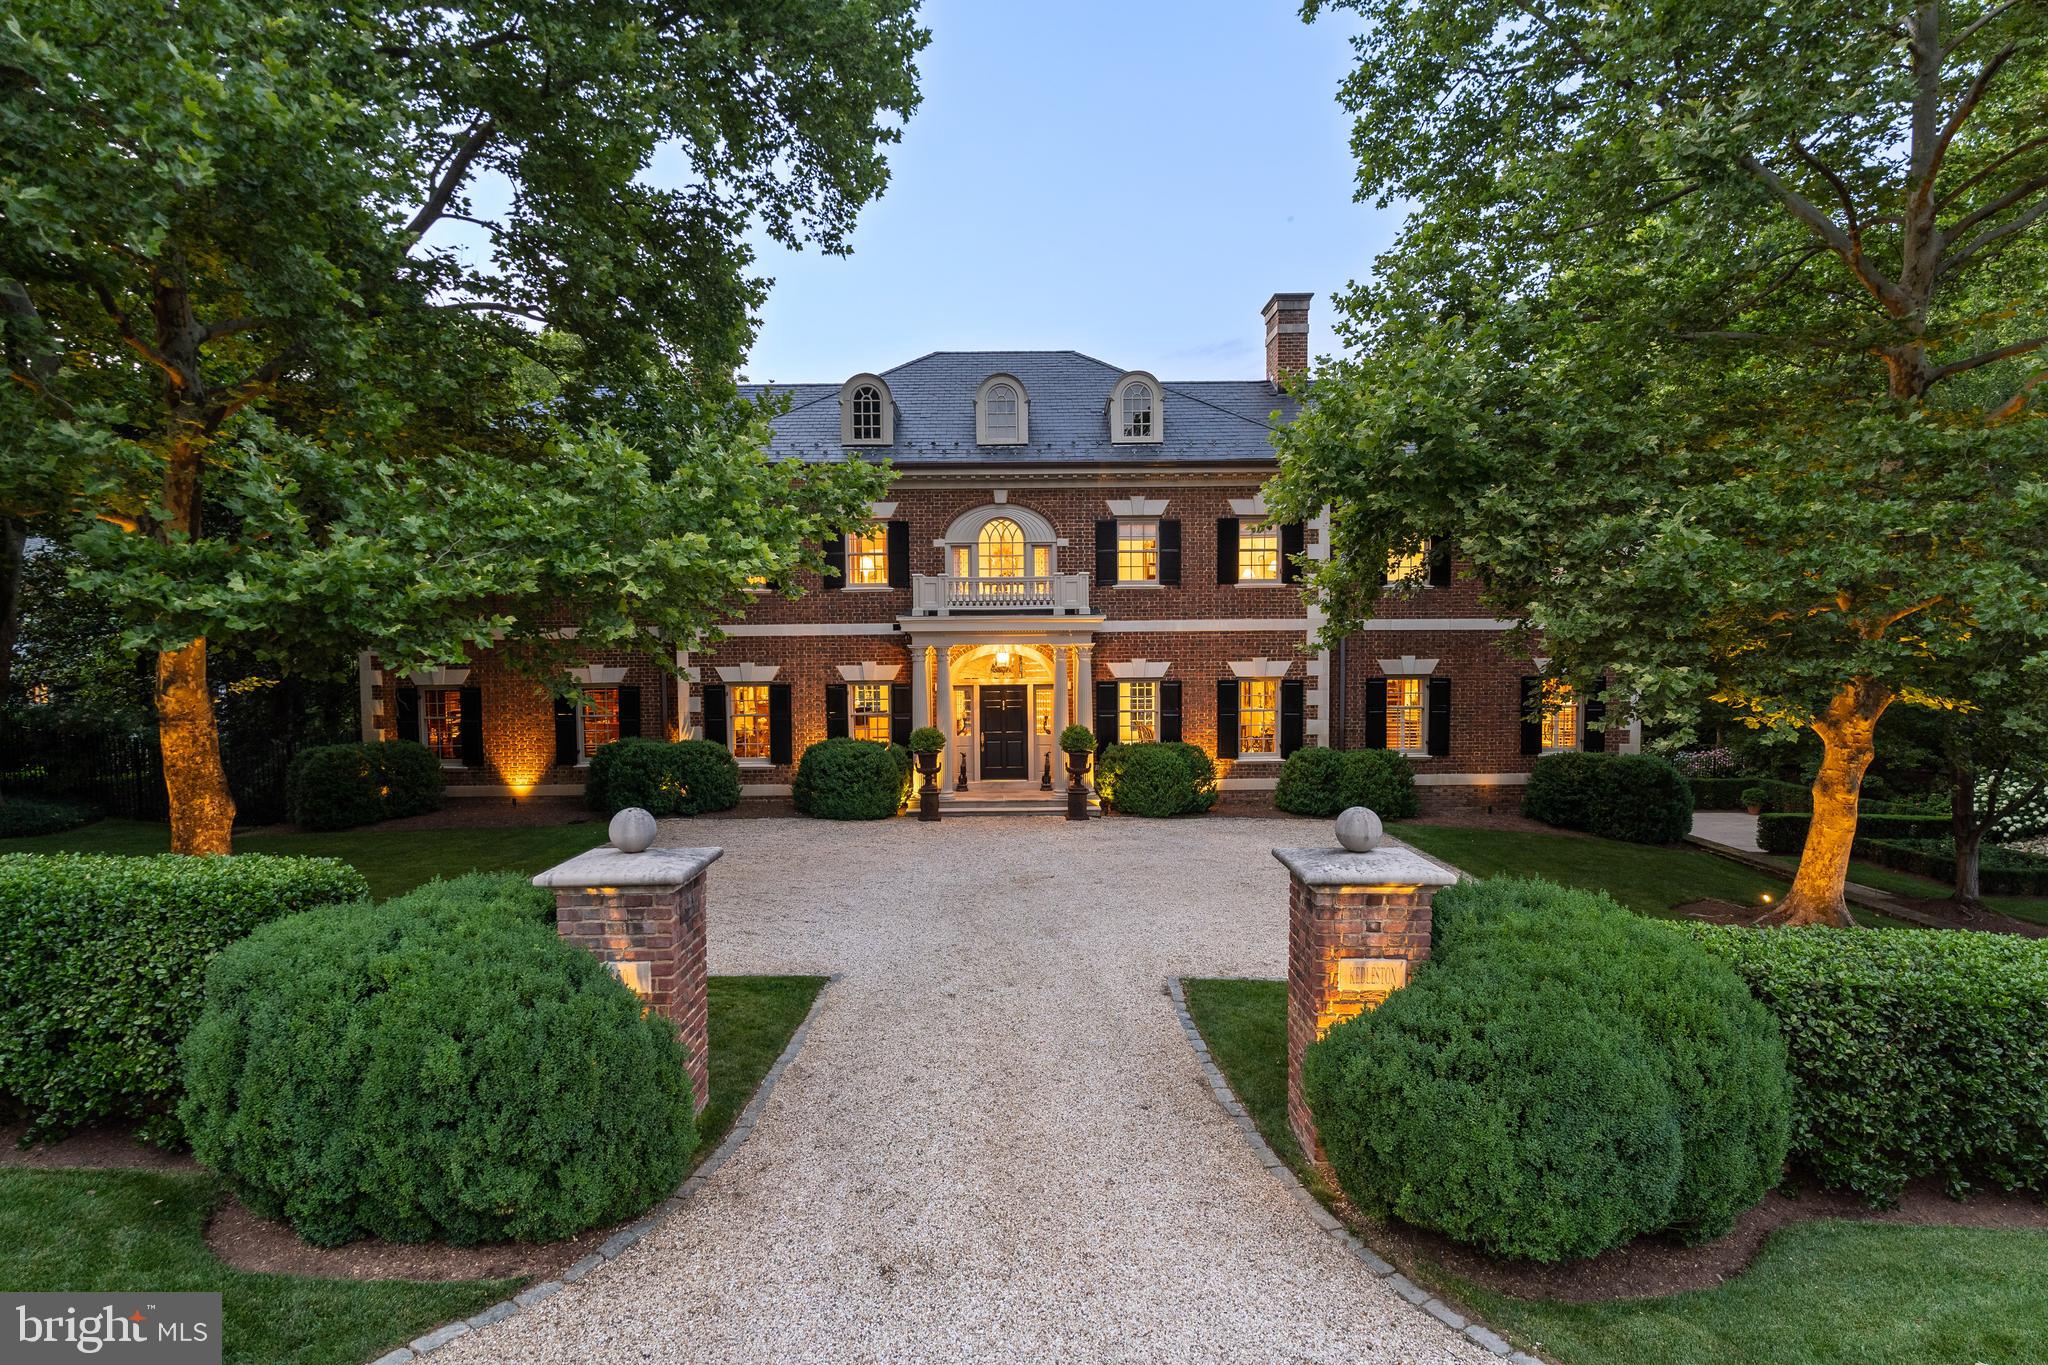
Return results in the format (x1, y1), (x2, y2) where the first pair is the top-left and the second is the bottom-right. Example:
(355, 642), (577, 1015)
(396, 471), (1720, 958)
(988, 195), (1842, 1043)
(1690, 811), (1764, 852)
(437, 816), (1483, 1364)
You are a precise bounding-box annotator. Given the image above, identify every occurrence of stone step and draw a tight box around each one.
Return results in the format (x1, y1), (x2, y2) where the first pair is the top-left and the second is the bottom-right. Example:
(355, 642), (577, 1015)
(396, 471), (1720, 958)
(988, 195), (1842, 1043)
(938, 800), (1091, 817)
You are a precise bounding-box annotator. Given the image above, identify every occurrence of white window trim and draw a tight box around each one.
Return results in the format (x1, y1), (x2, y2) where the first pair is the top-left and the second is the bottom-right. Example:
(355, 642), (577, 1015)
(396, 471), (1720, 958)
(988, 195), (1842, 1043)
(835, 661), (902, 683)
(1384, 675), (1429, 757)
(839, 373), (893, 446)
(1236, 521), (1281, 584)
(726, 681), (775, 765)
(1108, 372), (1164, 445)
(1105, 658), (1171, 680)
(1236, 676), (1281, 761)
(1115, 517), (1162, 586)
(573, 685), (623, 767)
(845, 526), (892, 590)
(975, 374), (1029, 445)
(420, 686), (468, 769)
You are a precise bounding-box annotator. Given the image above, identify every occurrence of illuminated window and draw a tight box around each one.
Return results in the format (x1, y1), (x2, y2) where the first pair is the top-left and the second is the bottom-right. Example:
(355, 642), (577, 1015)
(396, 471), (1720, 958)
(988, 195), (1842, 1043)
(848, 526), (890, 586)
(1388, 677), (1426, 753)
(851, 682), (892, 742)
(1118, 680), (1159, 744)
(953, 685), (973, 737)
(1035, 685), (1053, 736)
(1238, 678), (1278, 755)
(1119, 382), (1154, 438)
(1117, 520), (1159, 584)
(979, 517), (1026, 578)
(1239, 523), (1280, 582)
(1386, 546), (1427, 584)
(580, 688), (620, 757)
(1540, 680), (1579, 752)
(23, 683), (50, 706)
(422, 687), (464, 761)
(745, 574), (769, 591)
(850, 384), (884, 442)
(732, 684), (772, 760)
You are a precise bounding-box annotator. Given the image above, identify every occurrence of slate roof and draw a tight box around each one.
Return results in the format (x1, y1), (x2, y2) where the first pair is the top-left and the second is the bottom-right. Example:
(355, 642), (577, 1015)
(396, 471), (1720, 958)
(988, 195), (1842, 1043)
(738, 350), (1296, 467)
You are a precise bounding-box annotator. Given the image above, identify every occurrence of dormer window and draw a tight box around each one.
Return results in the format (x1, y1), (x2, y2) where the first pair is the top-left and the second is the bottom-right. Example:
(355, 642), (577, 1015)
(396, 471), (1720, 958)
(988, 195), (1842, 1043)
(1110, 372), (1163, 444)
(976, 374), (1028, 445)
(839, 373), (894, 445)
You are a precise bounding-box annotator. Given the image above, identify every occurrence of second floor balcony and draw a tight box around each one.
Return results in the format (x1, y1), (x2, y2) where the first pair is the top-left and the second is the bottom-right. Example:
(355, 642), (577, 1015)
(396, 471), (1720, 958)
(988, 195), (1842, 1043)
(910, 572), (1091, 617)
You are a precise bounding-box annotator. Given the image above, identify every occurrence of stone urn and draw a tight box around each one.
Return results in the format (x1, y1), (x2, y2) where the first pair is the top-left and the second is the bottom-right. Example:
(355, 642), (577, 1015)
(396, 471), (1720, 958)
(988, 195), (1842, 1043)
(915, 750), (941, 822)
(1065, 750), (1092, 821)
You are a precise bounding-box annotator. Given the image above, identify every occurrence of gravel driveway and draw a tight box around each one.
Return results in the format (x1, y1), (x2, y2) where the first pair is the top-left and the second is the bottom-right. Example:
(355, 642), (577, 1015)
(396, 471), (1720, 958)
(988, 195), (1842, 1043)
(436, 815), (1484, 1363)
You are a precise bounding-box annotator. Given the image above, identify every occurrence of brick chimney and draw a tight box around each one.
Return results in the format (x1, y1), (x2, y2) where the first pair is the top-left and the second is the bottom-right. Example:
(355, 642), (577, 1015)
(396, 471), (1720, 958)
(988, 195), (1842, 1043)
(1263, 292), (1313, 387)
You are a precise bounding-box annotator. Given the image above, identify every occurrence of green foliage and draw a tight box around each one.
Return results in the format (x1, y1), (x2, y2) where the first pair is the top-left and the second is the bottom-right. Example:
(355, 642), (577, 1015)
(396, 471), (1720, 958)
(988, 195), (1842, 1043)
(791, 738), (908, 820)
(286, 741), (444, 830)
(1272, 746), (1420, 819)
(1756, 811), (1950, 856)
(181, 874), (696, 1246)
(0, 853), (369, 1144)
(906, 725), (946, 755)
(1058, 724), (1096, 754)
(1689, 925), (2048, 1202)
(1523, 753), (1695, 844)
(1858, 838), (2048, 896)
(1095, 742), (1218, 817)
(1308, 878), (1788, 1261)
(584, 738), (741, 817)
(0, 795), (100, 837)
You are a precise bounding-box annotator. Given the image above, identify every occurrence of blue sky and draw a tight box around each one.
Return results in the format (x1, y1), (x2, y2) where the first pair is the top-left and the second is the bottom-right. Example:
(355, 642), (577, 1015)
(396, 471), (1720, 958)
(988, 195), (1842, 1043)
(738, 0), (1395, 384)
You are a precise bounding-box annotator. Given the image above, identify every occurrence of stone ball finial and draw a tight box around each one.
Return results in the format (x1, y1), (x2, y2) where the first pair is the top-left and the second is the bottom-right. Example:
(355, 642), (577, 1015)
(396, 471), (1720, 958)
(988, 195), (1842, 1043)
(1336, 806), (1383, 852)
(609, 807), (657, 854)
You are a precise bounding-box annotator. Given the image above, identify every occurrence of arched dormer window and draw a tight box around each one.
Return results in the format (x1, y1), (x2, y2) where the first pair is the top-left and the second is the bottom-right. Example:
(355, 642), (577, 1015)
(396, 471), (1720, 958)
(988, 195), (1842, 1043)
(1110, 372), (1162, 444)
(840, 373), (893, 446)
(976, 374), (1029, 445)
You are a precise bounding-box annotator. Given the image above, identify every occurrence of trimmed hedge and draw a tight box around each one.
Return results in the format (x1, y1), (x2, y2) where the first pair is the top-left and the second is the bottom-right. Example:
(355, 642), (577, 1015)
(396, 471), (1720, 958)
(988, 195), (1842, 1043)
(0, 853), (370, 1144)
(1688, 924), (2048, 1203)
(1307, 878), (1788, 1261)
(1523, 752), (1694, 844)
(181, 873), (697, 1247)
(1688, 776), (1774, 811)
(0, 795), (101, 837)
(1754, 810), (1950, 857)
(286, 740), (444, 830)
(1861, 838), (2048, 896)
(792, 738), (911, 820)
(1273, 747), (1420, 820)
(584, 738), (740, 817)
(1095, 742), (1218, 817)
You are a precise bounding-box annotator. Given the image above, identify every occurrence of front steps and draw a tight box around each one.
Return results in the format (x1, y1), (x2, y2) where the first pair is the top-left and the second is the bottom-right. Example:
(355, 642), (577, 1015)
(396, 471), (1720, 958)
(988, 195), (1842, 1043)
(934, 780), (1096, 817)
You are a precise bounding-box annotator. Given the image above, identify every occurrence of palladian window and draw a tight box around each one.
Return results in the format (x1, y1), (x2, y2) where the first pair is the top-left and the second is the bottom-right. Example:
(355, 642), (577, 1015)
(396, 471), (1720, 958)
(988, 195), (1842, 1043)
(979, 517), (1026, 579)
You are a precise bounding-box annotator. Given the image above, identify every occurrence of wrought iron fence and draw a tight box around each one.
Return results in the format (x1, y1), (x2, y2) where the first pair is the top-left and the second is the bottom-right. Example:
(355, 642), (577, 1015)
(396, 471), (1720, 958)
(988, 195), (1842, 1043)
(0, 718), (298, 825)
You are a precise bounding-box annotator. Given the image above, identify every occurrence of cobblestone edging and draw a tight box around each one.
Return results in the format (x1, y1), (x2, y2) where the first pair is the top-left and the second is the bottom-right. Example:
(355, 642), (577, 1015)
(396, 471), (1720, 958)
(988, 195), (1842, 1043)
(1165, 977), (1543, 1365)
(366, 975), (840, 1365)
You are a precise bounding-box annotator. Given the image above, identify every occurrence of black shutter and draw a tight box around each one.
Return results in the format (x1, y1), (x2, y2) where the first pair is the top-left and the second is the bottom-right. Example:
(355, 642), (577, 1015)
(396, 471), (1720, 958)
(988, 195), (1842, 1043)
(1159, 679), (1182, 742)
(822, 534), (845, 590)
(1583, 695), (1608, 752)
(619, 684), (642, 739)
(890, 682), (912, 747)
(458, 685), (484, 767)
(1280, 678), (1306, 757)
(395, 687), (422, 743)
(1427, 677), (1452, 757)
(1520, 677), (1543, 755)
(1428, 537), (1454, 588)
(768, 683), (793, 765)
(824, 683), (849, 739)
(1216, 518), (1240, 584)
(1216, 678), (1240, 757)
(701, 684), (728, 746)
(886, 520), (911, 588)
(1365, 678), (1388, 749)
(1280, 522), (1306, 584)
(553, 695), (577, 766)
(1095, 680), (1120, 749)
(1095, 519), (1119, 586)
(1158, 519), (1181, 586)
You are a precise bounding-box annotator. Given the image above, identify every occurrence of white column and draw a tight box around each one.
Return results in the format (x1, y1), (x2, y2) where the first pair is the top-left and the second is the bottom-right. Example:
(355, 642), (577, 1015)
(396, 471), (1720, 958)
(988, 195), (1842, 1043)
(935, 645), (953, 782)
(911, 644), (930, 730)
(675, 647), (692, 740)
(1077, 644), (1095, 730)
(1051, 645), (1069, 790)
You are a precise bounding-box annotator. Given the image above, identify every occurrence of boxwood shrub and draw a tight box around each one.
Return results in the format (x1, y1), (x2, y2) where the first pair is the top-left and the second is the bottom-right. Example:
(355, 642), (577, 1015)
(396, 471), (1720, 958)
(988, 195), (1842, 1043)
(1687, 776), (1782, 811)
(0, 852), (370, 1144)
(792, 738), (911, 820)
(1857, 838), (2048, 895)
(1754, 810), (1950, 857)
(1275, 747), (1423, 821)
(1688, 924), (2048, 1203)
(180, 874), (697, 1247)
(0, 795), (101, 837)
(286, 740), (444, 830)
(584, 738), (741, 817)
(1522, 752), (1695, 844)
(1306, 878), (1788, 1261)
(1095, 742), (1218, 817)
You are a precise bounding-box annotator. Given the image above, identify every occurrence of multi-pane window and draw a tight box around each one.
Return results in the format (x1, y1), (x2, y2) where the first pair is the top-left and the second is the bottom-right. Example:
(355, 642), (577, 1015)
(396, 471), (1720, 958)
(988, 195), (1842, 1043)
(1386, 546), (1427, 584)
(979, 517), (1026, 578)
(1387, 677), (1426, 753)
(1540, 680), (1579, 752)
(848, 527), (890, 586)
(1117, 519), (1159, 583)
(423, 688), (463, 761)
(953, 685), (973, 737)
(850, 384), (884, 442)
(1118, 680), (1159, 744)
(984, 383), (1019, 441)
(580, 688), (620, 757)
(1035, 686), (1053, 736)
(731, 684), (772, 760)
(1119, 382), (1154, 438)
(1239, 523), (1280, 582)
(851, 682), (892, 742)
(1238, 679), (1278, 756)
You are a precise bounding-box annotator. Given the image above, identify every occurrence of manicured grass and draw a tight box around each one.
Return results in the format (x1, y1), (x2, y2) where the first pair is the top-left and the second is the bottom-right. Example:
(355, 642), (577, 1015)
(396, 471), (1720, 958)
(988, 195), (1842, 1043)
(1759, 853), (2048, 925)
(1181, 976), (2048, 1365)
(0, 974), (824, 1364)
(2, 818), (608, 899)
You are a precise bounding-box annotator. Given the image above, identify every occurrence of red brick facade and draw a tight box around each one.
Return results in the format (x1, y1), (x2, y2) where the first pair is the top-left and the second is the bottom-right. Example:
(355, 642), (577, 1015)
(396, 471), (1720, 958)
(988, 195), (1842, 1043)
(552, 871), (711, 1114)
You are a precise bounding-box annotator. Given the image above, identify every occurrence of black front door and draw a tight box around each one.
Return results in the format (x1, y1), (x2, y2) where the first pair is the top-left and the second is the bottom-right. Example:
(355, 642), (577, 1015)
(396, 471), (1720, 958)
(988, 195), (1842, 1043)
(979, 686), (1029, 779)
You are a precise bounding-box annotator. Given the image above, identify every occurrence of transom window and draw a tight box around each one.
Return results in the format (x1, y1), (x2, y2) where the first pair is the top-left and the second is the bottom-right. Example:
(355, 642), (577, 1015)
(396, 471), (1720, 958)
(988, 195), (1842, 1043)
(979, 517), (1026, 577)
(1117, 519), (1159, 584)
(1388, 677), (1426, 753)
(1239, 523), (1280, 582)
(1238, 679), (1278, 755)
(1540, 680), (1579, 752)
(423, 688), (463, 761)
(1118, 680), (1160, 744)
(848, 526), (889, 586)
(850, 682), (892, 743)
(985, 383), (1019, 441)
(580, 688), (620, 757)
(1119, 382), (1154, 439)
(850, 384), (884, 442)
(732, 684), (772, 760)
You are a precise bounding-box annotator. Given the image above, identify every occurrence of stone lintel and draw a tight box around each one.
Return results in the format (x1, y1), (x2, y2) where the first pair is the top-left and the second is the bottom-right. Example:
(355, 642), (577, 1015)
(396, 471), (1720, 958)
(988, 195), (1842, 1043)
(1271, 846), (1459, 890)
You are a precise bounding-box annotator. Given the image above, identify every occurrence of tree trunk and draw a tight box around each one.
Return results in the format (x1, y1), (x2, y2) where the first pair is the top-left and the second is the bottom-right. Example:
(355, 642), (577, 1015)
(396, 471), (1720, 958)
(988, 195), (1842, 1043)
(1778, 679), (1892, 926)
(158, 637), (234, 854)
(0, 516), (26, 703)
(1951, 759), (1985, 909)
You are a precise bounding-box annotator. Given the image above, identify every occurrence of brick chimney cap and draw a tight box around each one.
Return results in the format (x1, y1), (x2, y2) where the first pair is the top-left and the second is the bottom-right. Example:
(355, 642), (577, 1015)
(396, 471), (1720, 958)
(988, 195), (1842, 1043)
(533, 844), (724, 889)
(1261, 292), (1315, 319)
(1272, 845), (1459, 888)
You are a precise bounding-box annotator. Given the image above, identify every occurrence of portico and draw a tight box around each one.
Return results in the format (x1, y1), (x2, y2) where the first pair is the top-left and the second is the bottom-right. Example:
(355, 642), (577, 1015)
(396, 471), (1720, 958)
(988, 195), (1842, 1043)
(903, 616), (1103, 789)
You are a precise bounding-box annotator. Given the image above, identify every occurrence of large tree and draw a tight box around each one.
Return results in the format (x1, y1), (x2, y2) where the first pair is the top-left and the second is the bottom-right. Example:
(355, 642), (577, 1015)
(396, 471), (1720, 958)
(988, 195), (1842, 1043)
(1270, 0), (2048, 923)
(1, 1), (923, 852)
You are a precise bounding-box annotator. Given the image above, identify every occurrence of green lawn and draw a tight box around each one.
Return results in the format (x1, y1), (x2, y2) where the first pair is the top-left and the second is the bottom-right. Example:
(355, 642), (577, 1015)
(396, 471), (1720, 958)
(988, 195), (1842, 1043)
(0, 974), (824, 1365)
(1182, 977), (2048, 1365)
(1756, 852), (2048, 925)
